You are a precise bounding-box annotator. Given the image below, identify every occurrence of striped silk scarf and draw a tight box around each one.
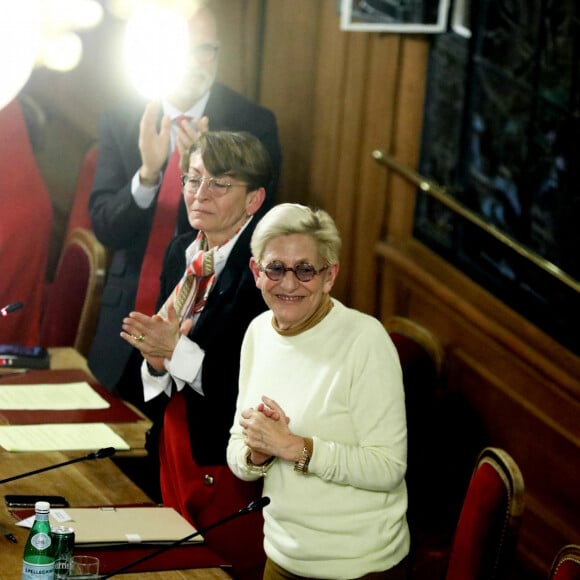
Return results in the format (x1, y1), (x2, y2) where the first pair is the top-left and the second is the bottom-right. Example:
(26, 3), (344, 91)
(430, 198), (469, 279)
(159, 231), (215, 322)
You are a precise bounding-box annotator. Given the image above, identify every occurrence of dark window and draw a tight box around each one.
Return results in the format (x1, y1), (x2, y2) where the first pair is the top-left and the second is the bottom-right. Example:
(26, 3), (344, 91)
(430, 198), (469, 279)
(416, 0), (580, 354)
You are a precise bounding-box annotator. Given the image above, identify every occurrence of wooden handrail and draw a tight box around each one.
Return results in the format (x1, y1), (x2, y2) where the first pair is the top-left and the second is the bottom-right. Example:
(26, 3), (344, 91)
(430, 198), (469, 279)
(373, 149), (580, 294)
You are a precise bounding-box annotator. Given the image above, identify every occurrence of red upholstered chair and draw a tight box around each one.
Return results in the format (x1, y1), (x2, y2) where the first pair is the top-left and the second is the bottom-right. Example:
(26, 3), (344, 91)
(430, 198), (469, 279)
(549, 545), (580, 580)
(444, 446), (525, 580)
(385, 317), (450, 570)
(64, 145), (98, 238)
(39, 227), (107, 357)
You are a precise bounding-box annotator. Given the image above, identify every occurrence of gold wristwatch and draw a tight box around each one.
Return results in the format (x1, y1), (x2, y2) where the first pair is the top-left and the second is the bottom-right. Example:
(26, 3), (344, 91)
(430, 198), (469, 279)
(293, 438), (313, 474)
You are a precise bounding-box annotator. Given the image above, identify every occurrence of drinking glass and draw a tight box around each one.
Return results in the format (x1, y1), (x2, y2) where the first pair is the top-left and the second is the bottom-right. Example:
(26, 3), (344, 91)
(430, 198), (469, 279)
(70, 555), (100, 578)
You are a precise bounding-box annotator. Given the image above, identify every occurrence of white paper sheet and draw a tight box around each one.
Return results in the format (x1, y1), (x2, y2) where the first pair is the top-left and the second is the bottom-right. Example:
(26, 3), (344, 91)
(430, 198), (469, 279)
(0, 423), (130, 452)
(0, 382), (109, 410)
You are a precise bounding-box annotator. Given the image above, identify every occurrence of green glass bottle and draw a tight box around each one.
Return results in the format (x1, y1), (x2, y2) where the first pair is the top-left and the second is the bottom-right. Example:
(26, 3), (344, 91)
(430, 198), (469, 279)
(22, 500), (55, 579)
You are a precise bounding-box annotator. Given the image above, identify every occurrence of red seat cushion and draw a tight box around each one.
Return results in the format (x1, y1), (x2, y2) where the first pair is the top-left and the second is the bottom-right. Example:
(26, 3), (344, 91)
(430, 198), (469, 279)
(552, 555), (580, 580)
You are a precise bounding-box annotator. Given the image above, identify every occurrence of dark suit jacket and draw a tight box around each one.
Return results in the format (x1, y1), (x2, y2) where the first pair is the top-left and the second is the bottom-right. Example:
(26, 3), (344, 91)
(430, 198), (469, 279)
(153, 224), (267, 464)
(87, 83), (280, 389)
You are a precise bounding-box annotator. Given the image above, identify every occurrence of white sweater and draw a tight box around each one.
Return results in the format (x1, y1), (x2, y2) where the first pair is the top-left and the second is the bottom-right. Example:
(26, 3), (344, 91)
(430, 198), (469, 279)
(227, 299), (410, 579)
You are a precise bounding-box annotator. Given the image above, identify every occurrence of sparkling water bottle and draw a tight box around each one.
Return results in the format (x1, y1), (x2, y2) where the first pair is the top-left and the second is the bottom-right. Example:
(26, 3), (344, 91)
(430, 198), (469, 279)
(22, 501), (55, 579)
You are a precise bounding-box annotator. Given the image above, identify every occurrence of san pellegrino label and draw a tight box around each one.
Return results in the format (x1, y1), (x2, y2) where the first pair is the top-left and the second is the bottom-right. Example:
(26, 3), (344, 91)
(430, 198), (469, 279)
(22, 562), (55, 579)
(22, 501), (54, 580)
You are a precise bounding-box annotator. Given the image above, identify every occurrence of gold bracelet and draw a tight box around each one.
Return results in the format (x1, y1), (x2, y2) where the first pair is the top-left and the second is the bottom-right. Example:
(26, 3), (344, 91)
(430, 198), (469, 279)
(245, 449), (275, 476)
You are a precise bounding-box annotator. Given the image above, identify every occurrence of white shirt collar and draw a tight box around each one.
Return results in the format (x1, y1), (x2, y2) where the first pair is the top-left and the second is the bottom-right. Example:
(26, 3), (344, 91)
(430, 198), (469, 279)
(162, 91), (211, 122)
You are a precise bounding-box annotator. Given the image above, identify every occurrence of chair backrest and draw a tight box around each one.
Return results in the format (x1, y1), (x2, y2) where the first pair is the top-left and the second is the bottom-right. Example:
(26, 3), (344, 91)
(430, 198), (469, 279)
(64, 145), (98, 239)
(39, 227), (107, 357)
(445, 446), (525, 580)
(385, 317), (447, 541)
(385, 315), (444, 380)
(549, 545), (580, 580)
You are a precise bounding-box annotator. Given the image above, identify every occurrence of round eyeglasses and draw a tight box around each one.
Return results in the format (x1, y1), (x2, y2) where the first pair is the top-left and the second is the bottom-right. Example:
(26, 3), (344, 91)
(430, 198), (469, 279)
(181, 174), (246, 198)
(260, 261), (329, 283)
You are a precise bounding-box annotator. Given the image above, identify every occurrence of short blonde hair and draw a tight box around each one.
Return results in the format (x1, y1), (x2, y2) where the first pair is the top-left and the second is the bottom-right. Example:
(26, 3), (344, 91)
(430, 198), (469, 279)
(251, 203), (341, 266)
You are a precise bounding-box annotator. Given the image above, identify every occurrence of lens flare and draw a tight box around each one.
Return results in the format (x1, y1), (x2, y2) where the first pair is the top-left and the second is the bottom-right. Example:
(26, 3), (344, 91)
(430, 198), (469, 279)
(0, 1), (41, 110)
(124, 4), (189, 100)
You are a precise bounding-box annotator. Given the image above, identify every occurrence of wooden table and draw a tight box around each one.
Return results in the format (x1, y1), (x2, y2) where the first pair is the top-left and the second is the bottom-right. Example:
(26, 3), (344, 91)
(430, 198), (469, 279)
(0, 348), (232, 578)
(0, 451), (231, 578)
(48, 346), (96, 374)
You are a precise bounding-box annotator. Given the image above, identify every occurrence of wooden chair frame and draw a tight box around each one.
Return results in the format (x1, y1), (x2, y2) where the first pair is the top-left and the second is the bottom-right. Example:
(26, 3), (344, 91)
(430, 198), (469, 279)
(384, 315), (444, 377)
(70, 228), (107, 356)
(549, 544), (580, 579)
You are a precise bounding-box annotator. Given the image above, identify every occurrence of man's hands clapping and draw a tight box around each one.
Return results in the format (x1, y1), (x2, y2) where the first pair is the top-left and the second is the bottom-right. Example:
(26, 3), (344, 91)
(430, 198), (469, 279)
(138, 100), (208, 184)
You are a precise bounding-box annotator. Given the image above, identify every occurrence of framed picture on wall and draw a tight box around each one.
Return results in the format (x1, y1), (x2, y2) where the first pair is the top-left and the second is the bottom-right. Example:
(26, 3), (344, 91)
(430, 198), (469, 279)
(450, 0), (471, 38)
(340, 0), (451, 33)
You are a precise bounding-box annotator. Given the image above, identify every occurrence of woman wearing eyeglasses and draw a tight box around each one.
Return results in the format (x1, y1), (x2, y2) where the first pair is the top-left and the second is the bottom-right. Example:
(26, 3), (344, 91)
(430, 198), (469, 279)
(227, 204), (410, 580)
(120, 131), (271, 580)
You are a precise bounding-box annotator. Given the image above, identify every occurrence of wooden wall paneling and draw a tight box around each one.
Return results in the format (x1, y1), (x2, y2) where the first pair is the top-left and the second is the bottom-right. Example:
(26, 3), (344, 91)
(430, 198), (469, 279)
(383, 36), (430, 242)
(211, 0), (262, 99)
(520, 494), (580, 577)
(379, 241), (580, 394)
(326, 30), (372, 304)
(304, 1), (353, 303)
(308, 0), (349, 214)
(350, 33), (401, 313)
(376, 240), (580, 577)
(260, 0), (322, 203)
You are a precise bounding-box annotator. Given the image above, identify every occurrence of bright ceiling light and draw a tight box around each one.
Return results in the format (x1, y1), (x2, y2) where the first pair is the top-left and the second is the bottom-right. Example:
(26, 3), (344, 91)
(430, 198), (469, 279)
(124, 4), (189, 100)
(108, 0), (200, 22)
(42, 0), (103, 32)
(0, 0), (103, 110)
(39, 32), (83, 72)
(0, 1), (41, 110)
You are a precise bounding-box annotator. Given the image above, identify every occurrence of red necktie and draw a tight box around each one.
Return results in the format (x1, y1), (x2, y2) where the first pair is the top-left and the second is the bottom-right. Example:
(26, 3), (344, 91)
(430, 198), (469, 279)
(135, 116), (189, 314)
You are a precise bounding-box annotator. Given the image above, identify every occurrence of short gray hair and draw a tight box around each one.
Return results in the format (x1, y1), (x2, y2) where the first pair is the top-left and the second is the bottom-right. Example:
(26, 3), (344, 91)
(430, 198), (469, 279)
(251, 203), (341, 266)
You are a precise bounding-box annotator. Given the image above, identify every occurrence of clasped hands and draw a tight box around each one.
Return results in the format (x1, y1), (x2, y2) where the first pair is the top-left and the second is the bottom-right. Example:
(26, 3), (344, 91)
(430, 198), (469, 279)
(241, 396), (304, 466)
(120, 302), (192, 372)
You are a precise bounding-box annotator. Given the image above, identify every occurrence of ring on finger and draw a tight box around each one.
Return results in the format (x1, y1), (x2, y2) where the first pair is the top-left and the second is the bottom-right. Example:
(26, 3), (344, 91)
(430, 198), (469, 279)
(134, 334), (145, 343)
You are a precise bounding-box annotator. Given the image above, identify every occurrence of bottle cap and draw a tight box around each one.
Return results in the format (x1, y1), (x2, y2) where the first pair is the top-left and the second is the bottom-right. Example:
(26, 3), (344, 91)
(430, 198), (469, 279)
(35, 501), (50, 512)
